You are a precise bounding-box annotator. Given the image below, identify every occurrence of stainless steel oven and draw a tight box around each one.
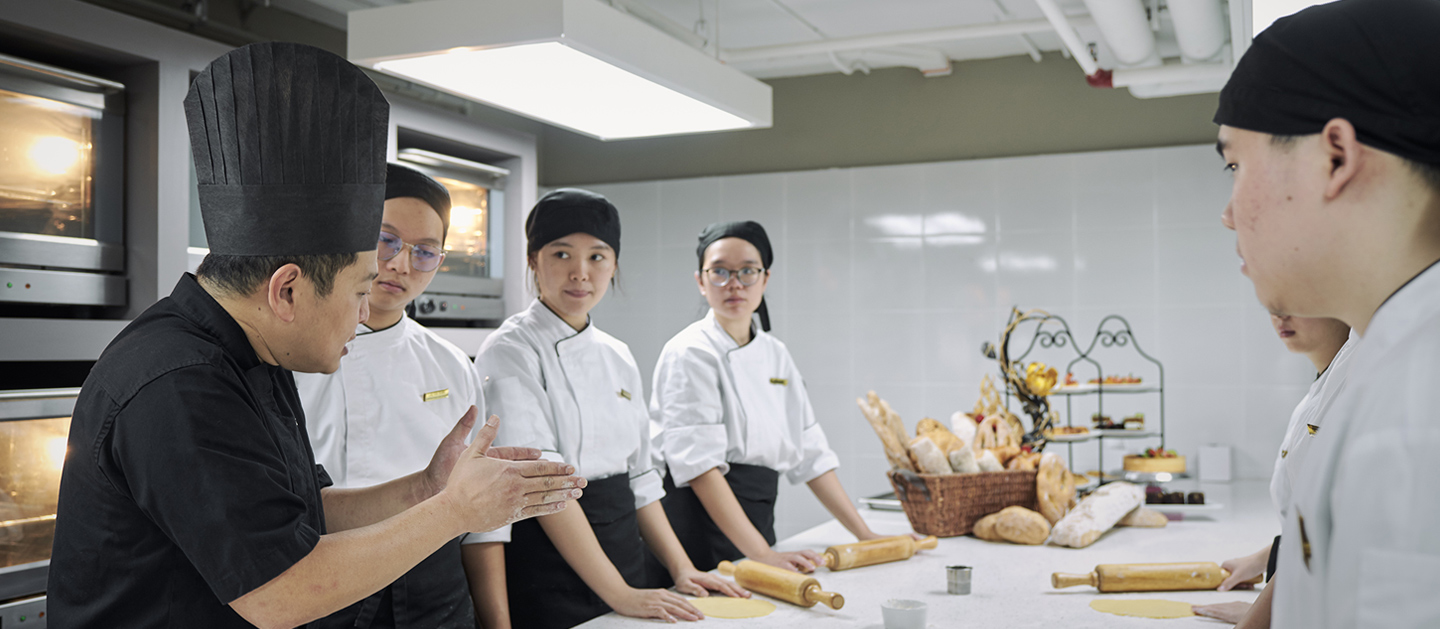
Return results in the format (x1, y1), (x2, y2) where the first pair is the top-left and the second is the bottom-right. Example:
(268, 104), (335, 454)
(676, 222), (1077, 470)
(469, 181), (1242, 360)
(0, 387), (77, 627)
(0, 53), (126, 309)
(395, 148), (506, 324)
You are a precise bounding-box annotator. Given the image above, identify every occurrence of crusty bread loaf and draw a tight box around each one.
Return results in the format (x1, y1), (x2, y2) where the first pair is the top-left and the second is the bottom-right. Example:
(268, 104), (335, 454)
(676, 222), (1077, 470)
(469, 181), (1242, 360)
(1007, 451), (1042, 471)
(972, 512), (1003, 541)
(1048, 482), (1145, 548)
(993, 506), (1051, 545)
(950, 412), (978, 446)
(989, 444), (1022, 467)
(1035, 453), (1076, 524)
(858, 392), (917, 472)
(976, 449), (1004, 472)
(917, 417), (966, 454)
(1115, 506), (1168, 528)
(908, 435), (953, 474)
(948, 445), (979, 474)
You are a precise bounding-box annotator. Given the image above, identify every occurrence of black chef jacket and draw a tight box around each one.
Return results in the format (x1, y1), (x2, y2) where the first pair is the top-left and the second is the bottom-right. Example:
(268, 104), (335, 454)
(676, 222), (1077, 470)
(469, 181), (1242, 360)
(49, 274), (332, 628)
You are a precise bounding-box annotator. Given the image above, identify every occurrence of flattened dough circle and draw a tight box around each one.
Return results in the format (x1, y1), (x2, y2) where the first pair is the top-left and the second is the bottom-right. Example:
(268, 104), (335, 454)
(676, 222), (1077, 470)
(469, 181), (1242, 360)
(1090, 599), (1194, 619)
(689, 597), (777, 619)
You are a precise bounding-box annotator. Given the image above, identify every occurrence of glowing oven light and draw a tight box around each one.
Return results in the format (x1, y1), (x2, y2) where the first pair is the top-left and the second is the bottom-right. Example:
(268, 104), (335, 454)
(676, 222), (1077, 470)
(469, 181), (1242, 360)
(47, 435), (68, 470)
(30, 136), (83, 175)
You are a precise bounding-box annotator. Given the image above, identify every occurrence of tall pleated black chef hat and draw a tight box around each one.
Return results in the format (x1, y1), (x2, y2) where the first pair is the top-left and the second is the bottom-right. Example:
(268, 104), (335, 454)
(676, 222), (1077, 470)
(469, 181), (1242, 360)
(697, 221), (774, 332)
(185, 42), (390, 256)
(525, 188), (621, 258)
(386, 163), (452, 240)
(1215, 0), (1440, 166)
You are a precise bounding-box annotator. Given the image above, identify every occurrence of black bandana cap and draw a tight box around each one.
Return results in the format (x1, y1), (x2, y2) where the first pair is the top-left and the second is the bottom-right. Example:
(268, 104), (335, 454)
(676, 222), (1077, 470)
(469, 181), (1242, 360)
(185, 42), (390, 256)
(386, 163), (452, 238)
(1215, 0), (1440, 166)
(697, 220), (774, 332)
(525, 188), (622, 258)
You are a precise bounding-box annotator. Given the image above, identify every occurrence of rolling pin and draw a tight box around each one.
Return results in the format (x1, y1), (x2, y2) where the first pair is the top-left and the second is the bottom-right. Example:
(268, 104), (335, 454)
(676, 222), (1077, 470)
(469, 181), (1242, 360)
(822, 535), (938, 571)
(717, 560), (845, 609)
(1051, 562), (1265, 592)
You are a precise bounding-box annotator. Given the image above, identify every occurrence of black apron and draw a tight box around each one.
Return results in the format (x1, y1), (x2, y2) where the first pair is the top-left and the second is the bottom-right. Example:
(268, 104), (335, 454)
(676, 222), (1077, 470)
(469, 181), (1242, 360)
(310, 537), (474, 629)
(507, 474), (648, 629)
(659, 463), (780, 573)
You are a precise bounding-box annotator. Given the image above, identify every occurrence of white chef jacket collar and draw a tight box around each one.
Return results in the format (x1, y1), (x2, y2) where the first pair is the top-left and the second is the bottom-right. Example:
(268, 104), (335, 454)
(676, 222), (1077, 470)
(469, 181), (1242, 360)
(1363, 258), (1440, 350)
(702, 309), (758, 353)
(357, 311), (409, 338)
(525, 298), (595, 350)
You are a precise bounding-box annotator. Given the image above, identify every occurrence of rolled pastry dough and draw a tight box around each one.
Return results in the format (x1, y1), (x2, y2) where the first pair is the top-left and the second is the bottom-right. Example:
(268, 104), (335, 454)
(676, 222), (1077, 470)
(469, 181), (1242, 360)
(1089, 599), (1194, 619)
(689, 597), (777, 618)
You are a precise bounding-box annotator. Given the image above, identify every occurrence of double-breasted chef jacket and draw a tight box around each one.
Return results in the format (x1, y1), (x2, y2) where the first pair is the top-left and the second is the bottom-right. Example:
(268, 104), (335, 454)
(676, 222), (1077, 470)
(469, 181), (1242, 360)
(1270, 331), (1357, 526)
(650, 310), (840, 490)
(49, 274), (330, 628)
(295, 313), (483, 628)
(474, 299), (664, 629)
(1273, 261), (1440, 628)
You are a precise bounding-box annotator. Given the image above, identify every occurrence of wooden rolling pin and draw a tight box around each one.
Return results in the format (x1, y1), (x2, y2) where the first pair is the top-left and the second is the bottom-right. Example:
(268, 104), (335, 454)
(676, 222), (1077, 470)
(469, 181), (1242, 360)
(717, 560), (845, 609)
(822, 535), (938, 571)
(1052, 562), (1264, 592)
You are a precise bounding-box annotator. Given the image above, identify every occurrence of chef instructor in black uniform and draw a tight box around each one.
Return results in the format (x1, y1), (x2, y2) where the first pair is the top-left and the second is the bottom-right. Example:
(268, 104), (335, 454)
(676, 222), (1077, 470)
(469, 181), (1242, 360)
(47, 43), (584, 629)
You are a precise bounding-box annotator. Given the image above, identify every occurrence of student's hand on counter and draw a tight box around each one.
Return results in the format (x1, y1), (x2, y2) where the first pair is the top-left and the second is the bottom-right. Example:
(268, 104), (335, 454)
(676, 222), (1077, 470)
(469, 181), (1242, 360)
(1192, 601), (1253, 624)
(755, 549), (824, 573)
(438, 413), (586, 533)
(671, 567), (750, 599)
(1218, 545), (1270, 591)
(607, 587), (706, 623)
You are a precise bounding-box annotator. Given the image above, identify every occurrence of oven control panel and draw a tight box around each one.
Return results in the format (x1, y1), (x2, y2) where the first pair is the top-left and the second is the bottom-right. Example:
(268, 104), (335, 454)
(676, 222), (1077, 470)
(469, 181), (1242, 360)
(0, 594), (46, 627)
(412, 294), (503, 321)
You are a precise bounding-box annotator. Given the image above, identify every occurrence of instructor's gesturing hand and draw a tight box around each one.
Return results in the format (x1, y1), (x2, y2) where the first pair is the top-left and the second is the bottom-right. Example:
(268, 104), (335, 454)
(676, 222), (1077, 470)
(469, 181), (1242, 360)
(422, 406), (546, 498)
(437, 413), (585, 533)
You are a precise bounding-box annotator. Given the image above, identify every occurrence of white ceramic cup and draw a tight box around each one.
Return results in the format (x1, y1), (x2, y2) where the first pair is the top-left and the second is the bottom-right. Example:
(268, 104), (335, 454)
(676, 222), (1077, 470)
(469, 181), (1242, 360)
(881, 599), (928, 629)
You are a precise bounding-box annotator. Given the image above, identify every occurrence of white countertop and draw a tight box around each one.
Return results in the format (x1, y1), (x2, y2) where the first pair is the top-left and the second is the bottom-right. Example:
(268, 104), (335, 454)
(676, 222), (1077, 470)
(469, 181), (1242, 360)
(579, 480), (1277, 628)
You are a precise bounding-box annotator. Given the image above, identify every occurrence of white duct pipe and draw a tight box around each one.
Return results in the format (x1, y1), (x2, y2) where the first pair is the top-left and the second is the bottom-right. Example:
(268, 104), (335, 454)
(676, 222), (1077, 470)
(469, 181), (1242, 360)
(1111, 60), (1230, 86)
(721, 16), (1095, 63)
(1080, 0), (1159, 66)
(1033, 0), (1100, 76)
(1168, 0), (1228, 61)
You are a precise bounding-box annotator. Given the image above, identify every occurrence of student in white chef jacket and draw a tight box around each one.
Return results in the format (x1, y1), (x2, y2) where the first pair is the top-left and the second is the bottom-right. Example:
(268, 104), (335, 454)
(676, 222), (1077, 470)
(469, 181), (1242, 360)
(1195, 316), (1354, 626)
(472, 189), (746, 629)
(295, 164), (495, 628)
(1213, 1), (1440, 626)
(651, 221), (908, 575)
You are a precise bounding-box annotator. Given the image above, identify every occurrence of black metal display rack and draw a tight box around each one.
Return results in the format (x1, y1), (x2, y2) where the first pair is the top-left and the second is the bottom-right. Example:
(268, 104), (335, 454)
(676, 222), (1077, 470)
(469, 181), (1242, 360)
(999, 312), (1167, 484)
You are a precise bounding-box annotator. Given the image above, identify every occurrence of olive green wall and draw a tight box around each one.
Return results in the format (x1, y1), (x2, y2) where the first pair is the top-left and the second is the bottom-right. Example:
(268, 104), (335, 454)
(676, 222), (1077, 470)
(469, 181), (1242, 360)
(540, 52), (1221, 186)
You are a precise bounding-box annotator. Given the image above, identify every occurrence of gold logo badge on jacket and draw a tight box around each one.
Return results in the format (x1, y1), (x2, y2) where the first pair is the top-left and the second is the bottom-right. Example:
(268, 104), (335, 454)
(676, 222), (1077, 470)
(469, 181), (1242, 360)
(769, 378), (789, 386)
(422, 389), (450, 402)
(618, 389), (632, 400)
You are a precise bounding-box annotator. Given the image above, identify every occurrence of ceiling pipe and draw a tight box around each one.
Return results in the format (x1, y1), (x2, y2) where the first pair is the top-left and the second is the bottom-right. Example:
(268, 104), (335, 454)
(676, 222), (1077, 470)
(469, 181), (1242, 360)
(607, 0), (710, 52)
(1033, 0), (1101, 76)
(1168, 0), (1228, 62)
(720, 16), (1095, 64)
(1079, 0), (1159, 66)
(1112, 59), (1230, 85)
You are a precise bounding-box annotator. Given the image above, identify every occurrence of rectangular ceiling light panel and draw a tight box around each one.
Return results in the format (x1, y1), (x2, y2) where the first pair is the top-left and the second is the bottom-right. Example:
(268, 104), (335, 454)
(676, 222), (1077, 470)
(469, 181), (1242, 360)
(350, 0), (773, 140)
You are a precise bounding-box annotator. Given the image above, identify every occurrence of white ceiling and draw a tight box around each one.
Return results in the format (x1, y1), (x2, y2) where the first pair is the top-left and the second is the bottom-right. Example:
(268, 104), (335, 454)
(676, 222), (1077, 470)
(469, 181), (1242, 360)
(279, 0), (1102, 79)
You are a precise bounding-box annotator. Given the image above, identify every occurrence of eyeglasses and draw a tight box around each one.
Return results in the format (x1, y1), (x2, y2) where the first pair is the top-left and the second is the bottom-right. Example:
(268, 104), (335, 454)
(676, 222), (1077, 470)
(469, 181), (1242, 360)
(377, 231), (445, 272)
(703, 267), (765, 287)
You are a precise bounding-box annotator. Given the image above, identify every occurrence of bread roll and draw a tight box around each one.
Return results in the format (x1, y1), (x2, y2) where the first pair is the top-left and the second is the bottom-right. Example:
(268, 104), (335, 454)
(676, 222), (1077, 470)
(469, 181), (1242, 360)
(972, 512), (1003, 541)
(976, 449), (1004, 472)
(948, 445), (979, 474)
(989, 445), (1022, 467)
(1049, 482), (1145, 548)
(950, 412), (978, 446)
(993, 506), (1051, 545)
(916, 418), (965, 454)
(1115, 506), (1168, 528)
(1035, 453), (1076, 525)
(908, 435), (953, 475)
(1006, 451), (1042, 471)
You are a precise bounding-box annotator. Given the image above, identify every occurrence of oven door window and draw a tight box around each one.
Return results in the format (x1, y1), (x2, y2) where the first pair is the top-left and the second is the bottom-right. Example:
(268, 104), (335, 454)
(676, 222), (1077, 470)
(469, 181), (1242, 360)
(434, 175), (491, 279)
(0, 416), (69, 569)
(0, 90), (97, 240)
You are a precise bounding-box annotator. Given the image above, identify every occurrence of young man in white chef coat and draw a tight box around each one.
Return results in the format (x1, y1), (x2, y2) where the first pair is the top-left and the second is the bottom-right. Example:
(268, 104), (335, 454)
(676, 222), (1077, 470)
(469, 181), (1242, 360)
(296, 163), (500, 629)
(1213, 1), (1440, 626)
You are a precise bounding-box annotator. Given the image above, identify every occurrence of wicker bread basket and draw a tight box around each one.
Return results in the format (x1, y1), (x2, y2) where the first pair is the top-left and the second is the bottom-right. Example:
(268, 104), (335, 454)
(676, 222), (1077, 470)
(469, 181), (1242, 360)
(887, 469), (1039, 537)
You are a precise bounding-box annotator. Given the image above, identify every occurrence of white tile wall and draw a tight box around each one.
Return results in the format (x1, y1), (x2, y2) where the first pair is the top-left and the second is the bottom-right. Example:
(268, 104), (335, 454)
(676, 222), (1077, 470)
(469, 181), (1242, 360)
(562, 144), (1316, 539)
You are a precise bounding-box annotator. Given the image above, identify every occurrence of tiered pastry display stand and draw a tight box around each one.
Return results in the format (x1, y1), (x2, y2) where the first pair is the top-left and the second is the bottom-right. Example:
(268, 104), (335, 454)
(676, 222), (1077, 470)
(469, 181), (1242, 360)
(1000, 312), (1168, 486)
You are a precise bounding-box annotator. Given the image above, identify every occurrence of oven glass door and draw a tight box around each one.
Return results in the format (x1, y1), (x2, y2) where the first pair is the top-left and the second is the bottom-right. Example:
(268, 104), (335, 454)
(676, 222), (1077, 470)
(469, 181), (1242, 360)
(434, 174), (491, 280)
(0, 416), (68, 570)
(0, 89), (97, 240)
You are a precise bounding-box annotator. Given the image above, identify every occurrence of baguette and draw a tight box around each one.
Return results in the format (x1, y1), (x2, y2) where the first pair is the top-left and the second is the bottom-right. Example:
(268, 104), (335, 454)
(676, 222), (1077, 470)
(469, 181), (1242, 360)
(976, 449), (1004, 472)
(1048, 482), (1145, 548)
(948, 445), (979, 474)
(1115, 506), (1168, 528)
(858, 392), (916, 472)
(916, 417), (966, 454)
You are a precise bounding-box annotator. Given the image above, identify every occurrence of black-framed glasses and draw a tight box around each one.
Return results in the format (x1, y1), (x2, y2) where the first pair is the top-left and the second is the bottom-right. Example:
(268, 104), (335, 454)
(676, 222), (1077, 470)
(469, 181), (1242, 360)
(703, 267), (765, 287)
(377, 231), (445, 272)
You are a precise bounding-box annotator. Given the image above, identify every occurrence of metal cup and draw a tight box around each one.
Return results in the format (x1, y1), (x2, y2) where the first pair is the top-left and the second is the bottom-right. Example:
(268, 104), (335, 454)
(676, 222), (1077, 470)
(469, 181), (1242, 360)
(946, 565), (972, 595)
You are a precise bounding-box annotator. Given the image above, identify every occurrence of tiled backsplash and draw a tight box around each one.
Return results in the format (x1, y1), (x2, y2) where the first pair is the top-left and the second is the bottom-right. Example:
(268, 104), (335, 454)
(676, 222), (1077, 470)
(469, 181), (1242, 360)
(567, 144), (1317, 539)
